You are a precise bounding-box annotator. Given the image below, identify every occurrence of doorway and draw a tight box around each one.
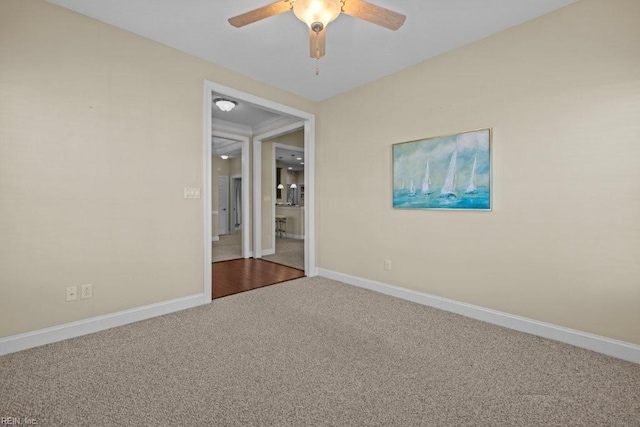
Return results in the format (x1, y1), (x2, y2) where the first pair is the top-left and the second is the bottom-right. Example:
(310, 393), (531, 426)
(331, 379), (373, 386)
(260, 143), (305, 270)
(203, 80), (316, 302)
(211, 134), (247, 263)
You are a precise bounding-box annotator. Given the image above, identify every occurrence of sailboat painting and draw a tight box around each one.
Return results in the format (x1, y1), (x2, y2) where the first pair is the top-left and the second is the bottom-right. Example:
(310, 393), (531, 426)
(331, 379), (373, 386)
(393, 129), (491, 210)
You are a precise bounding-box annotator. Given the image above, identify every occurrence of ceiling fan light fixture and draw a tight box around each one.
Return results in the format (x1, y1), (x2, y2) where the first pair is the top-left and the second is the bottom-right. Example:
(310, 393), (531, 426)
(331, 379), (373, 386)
(228, 0), (406, 67)
(214, 98), (237, 112)
(293, 0), (341, 30)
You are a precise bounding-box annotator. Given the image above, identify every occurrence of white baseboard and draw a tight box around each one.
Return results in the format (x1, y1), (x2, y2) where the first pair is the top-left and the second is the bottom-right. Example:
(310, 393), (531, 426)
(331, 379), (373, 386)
(212, 236), (219, 242)
(261, 249), (275, 256)
(0, 293), (209, 356)
(317, 268), (640, 364)
(284, 233), (304, 239)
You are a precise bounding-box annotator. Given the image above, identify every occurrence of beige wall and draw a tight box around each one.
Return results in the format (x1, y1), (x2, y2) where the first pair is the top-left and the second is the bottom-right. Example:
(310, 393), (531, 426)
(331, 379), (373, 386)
(229, 157), (241, 177)
(270, 130), (305, 148)
(317, 0), (640, 344)
(0, 0), (315, 337)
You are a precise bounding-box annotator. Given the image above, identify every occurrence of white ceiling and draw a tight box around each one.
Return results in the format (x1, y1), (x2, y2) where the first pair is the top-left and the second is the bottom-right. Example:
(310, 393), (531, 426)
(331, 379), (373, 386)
(212, 91), (289, 129)
(48, 0), (577, 101)
(212, 136), (242, 159)
(276, 147), (305, 171)
(211, 92), (300, 130)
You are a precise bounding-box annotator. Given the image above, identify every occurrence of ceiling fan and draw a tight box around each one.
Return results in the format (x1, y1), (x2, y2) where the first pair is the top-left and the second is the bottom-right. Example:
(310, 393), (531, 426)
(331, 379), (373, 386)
(228, 0), (406, 62)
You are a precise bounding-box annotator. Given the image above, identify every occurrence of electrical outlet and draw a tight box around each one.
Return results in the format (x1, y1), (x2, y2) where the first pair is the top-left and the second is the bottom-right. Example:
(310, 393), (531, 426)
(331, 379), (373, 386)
(66, 286), (77, 301)
(183, 187), (201, 199)
(81, 284), (93, 299)
(384, 260), (392, 271)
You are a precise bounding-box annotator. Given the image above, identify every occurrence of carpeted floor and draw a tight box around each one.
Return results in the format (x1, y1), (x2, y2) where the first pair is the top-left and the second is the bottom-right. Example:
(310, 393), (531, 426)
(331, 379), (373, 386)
(262, 237), (304, 270)
(1, 277), (639, 426)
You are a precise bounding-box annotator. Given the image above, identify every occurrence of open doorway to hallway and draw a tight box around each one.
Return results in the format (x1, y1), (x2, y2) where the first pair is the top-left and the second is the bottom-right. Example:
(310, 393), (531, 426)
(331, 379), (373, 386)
(206, 83), (315, 300)
(211, 135), (245, 263)
(261, 140), (305, 270)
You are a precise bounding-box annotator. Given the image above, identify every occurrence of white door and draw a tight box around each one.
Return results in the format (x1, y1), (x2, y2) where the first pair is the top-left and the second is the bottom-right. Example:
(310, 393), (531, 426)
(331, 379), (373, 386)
(218, 176), (229, 235)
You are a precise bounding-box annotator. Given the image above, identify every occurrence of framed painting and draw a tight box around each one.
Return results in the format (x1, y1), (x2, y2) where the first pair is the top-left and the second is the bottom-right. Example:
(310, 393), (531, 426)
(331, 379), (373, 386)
(393, 128), (491, 210)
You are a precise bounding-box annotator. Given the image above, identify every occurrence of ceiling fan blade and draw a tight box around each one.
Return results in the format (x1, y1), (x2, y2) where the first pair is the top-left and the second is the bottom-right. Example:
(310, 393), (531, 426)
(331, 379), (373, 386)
(341, 0), (406, 31)
(228, 1), (291, 28)
(309, 28), (326, 58)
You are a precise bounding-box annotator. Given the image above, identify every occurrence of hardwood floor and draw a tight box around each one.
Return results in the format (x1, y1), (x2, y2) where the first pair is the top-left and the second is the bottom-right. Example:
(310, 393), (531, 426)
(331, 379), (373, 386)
(212, 258), (305, 299)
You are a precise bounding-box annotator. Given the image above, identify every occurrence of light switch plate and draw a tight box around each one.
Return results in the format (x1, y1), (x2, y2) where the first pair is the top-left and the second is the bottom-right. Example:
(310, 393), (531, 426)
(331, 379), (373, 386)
(81, 284), (93, 299)
(184, 187), (201, 199)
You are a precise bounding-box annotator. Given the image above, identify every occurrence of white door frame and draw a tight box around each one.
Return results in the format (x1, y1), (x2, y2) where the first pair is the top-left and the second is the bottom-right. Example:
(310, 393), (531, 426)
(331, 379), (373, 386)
(255, 122), (315, 276)
(272, 142), (304, 249)
(254, 124), (304, 257)
(203, 80), (316, 300)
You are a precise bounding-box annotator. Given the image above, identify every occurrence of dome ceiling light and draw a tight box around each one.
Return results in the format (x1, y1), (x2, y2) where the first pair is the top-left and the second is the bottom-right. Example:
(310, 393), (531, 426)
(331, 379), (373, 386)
(214, 98), (237, 112)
